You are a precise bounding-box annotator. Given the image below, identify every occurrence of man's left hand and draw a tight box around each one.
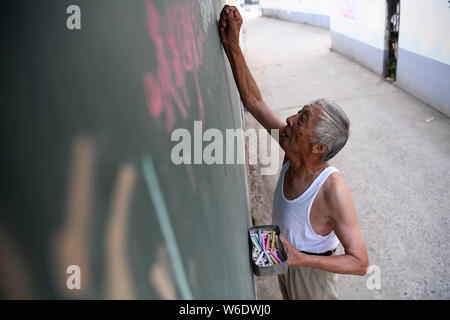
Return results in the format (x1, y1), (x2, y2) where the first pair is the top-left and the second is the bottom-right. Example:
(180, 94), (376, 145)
(280, 235), (309, 267)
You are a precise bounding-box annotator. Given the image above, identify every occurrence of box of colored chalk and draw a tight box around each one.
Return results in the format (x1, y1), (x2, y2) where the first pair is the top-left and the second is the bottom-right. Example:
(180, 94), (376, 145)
(248, 225), (288, 276)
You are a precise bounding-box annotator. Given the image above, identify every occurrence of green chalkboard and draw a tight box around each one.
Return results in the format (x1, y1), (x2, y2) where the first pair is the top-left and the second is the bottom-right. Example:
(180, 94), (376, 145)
(0, 0), (254, 299)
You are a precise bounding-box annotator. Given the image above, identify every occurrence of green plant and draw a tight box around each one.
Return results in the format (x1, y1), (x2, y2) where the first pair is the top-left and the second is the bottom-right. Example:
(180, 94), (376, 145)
(251, 209), (258, 226)
(386, 57), (397, 80)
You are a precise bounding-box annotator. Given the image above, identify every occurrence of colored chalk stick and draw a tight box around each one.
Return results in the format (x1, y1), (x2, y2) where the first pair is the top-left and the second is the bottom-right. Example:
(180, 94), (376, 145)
(251, 236), (261, 251)
(271, 250), (283, 264)
(258, 230), (263, 251)
(264, 251), (273, 266)
(269, 253), (278, 264)
(276, 235), (285, 260)
(255, 251), (265, 265)
(271, 232), (275, 249)
(255, 235), (263, 249)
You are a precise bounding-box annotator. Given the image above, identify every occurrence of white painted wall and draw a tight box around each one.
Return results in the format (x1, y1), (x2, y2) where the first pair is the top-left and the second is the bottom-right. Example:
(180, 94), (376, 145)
(260, 0), (332, 16)
(399, 0), (450, 66)
(330, 0), (387, 51)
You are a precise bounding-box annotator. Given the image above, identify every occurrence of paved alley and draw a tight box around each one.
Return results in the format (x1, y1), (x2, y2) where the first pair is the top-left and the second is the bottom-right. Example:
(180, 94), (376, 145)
(242, 10), (450, 300)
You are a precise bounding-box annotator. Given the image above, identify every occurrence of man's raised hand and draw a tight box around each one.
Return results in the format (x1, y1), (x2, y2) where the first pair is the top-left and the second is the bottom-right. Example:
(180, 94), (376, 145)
(219, 5), (242, 54)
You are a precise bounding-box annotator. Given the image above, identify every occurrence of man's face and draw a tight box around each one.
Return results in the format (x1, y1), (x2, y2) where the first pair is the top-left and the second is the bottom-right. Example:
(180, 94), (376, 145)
(280, 103), (324, 155)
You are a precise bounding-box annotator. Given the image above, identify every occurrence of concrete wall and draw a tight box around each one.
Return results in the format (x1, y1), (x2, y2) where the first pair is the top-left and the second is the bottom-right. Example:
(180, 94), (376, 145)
(330, 0), (388, 76)
(260, 0), (331, 29)
(396, 0), (450, 117)
(259, 0), (450, 116)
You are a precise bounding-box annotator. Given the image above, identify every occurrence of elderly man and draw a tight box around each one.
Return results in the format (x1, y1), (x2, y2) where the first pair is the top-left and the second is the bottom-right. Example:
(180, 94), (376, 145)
(219, 6), (369, 300)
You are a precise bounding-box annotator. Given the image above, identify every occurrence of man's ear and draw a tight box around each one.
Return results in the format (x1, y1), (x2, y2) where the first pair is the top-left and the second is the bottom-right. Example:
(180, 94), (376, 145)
(312, 143), (327, 155)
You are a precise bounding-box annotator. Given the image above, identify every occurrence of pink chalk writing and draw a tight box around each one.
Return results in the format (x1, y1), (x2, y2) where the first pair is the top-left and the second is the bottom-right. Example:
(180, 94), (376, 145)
(340, 0), (357, 20)
(143, 0), (206, 131)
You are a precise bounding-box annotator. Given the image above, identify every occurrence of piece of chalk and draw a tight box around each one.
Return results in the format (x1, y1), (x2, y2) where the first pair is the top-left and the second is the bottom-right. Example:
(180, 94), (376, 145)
(256, 236), (263, 251)
(251, 236), (262, 251)
(255, 251), (265, 265)
(258, 230), (262, 250)
(272, 232), (275, 249)
(271, 250), (283, 263)
(264, 251), (273, 266)
(275, 235), (284, 260)
(265, 233), (270, 250)
(269, 253), (279, 264)
(255, 235), (263, 251)
(261, 234), (265, 251)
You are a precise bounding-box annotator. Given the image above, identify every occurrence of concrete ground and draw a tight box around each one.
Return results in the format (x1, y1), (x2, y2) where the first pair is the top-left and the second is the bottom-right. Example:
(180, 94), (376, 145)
(241, 8), (450, 299)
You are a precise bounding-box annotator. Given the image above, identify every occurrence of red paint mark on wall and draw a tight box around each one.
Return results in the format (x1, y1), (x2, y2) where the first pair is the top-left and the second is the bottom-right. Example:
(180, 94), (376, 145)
(143, 0), (206, 131)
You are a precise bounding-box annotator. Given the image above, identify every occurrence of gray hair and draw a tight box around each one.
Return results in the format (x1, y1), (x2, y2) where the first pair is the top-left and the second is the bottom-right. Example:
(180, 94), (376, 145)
(311, 98), (350, 163)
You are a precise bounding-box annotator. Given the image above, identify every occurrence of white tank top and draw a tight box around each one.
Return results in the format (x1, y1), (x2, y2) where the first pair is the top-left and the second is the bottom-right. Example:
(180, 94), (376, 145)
(272, 160), (340, 254)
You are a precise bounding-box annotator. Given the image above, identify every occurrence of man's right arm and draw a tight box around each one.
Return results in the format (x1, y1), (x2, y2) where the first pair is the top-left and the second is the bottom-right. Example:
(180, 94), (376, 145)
(219, 6), (285, 132)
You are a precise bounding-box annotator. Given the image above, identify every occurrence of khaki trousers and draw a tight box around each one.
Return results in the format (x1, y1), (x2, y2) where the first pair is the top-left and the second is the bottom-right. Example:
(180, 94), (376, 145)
(277, 252), (340, 300)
